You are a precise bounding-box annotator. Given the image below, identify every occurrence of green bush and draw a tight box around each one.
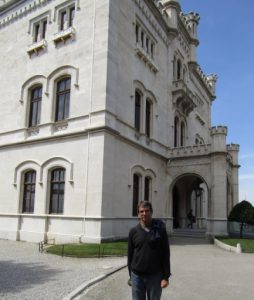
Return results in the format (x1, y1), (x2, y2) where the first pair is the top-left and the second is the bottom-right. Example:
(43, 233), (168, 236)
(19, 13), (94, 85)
(228, 200), (254, 238)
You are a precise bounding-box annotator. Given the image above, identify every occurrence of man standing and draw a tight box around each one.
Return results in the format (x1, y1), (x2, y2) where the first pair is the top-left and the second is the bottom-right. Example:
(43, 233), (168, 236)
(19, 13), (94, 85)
(128, 201), (171, 300)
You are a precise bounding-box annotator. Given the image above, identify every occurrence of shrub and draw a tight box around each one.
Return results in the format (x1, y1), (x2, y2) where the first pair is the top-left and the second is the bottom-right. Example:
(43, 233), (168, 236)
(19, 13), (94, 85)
(228, 200), (254, 238)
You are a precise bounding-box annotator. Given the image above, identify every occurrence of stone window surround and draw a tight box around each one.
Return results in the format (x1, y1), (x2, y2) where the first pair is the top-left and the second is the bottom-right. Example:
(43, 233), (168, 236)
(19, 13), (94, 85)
(133, 81), (157, 140)
(14, 157), (74, 214)
(129, 165), (157, 216)
(19, 65), (79, 134)
(134, 18), (158, 73)
(174, 112), (187, 148)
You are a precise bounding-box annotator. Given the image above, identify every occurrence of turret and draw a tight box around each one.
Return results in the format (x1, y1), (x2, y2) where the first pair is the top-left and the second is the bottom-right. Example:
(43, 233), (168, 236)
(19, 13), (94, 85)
(227, 143), (240, 166)
(210, 126), (227, 153)
(206, 74), (217, 96)
(185, 12), (200, 63)
(160, 0), (181, 31)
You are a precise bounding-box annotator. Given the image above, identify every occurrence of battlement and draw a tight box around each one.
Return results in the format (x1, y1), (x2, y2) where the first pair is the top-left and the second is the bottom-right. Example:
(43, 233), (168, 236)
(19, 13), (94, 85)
(227, 143), (240, 152)
(196, 66), (217, 96)
(210, 126), (227, 136)
(167, 144), (211, 159)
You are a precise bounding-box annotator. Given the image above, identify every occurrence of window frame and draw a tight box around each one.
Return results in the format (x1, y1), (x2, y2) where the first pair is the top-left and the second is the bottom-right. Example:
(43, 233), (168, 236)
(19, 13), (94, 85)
(49, 168), (65, 214)
(58, 5), (75, 31)
(32, 17), (48, 43)
(28, 85), (42, 127)
(55, 76), (71, 122)
(22, 170), (36, 213)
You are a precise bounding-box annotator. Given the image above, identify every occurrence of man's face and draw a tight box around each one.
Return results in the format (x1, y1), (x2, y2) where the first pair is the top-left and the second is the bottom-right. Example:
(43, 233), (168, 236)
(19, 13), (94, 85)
(138, 205), (152, 224)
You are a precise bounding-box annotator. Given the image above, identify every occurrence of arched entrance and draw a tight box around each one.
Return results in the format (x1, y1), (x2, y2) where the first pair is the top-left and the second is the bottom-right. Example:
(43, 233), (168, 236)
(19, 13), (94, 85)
(172, 174), (208, 229)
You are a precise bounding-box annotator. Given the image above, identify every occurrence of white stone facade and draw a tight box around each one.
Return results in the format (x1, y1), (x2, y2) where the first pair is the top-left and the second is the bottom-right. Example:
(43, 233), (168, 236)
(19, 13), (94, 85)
(0, 0), (239, 243)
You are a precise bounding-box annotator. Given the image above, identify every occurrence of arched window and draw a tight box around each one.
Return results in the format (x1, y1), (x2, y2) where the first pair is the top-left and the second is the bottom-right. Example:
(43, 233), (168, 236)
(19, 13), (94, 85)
(180, 121), (185, 146)
(135, 90), (141, 132)
(55, 77), (71, 122)
(49, 168), (65, 214)
(22, 170), (36, 213)
(145, 99), (152, 137)
(144, 176), (151, 201)
(29, 85), (42, 127)
(174, 116), (179, 147)
(177, 59), (182, 80)
(132, 173), (141, 216)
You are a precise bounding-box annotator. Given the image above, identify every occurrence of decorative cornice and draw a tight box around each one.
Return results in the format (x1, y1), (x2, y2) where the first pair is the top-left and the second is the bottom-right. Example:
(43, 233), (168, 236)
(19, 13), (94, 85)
(0, 0), (53, 29)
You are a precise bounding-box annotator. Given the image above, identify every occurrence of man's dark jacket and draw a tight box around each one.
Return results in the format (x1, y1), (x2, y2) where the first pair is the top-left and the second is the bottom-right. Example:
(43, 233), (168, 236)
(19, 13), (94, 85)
(128, 219), (171, 280)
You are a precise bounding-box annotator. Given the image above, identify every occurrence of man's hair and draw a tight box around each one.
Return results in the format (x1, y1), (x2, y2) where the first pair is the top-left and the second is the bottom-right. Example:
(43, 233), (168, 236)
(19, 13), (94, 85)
(137, 201), (153, 214)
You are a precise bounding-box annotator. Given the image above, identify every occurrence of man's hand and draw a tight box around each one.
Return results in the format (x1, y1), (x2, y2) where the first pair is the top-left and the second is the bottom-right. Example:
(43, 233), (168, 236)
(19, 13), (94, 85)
(161, 279), (169, 288)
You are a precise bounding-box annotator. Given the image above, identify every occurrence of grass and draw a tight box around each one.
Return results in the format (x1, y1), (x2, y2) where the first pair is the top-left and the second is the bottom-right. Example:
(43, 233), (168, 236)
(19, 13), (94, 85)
(217, 237), (254, 253)
(46, 241), (128, 257)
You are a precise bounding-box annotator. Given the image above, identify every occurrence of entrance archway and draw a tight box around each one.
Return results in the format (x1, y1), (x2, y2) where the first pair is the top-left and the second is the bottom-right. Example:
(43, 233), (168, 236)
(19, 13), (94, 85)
(172, 174), (208, 229)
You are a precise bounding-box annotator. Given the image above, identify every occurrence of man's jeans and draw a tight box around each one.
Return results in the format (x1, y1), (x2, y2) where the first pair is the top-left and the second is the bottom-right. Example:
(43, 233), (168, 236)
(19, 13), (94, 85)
(131, 271), (162, 300)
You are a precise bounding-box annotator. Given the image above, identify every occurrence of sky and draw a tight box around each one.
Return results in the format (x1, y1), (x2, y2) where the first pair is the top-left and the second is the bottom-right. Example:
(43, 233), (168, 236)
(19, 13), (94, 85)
(180, 0), (254, 205)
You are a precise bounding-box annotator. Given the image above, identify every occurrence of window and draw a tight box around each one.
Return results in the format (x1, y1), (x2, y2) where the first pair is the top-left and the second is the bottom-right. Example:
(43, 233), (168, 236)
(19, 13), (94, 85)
(145, 100), (151, 137)
(22, 171), (36, 213)
(144, 176), (151, 201)
(135, 90), (141, 132)
(33, 19), (47, 42)
(55, 77), (71, 122)
(49, 168), (65, 214)
(180, 122), (185, 147)
(174, 116), (179, 147)
(29, 85), (42, 127)
(177, 59), (182, 80)
(59, 6), (75, 31)
(132, 174), (140, 216)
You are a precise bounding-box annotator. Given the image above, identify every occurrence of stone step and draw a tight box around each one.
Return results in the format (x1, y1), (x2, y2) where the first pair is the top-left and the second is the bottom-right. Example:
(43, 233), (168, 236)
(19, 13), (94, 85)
(170, 229), (206, 239)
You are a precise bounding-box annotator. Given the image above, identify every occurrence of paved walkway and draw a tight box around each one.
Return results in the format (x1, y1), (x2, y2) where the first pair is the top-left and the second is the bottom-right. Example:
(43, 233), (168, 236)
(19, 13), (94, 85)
(0, 239), (126, 300)
(78, 237), (254, 300)
(1, 238), (254, 300)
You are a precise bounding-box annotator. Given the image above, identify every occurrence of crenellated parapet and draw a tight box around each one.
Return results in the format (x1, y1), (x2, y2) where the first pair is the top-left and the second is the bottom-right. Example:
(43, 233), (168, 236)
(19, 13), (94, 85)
(167, 143), (211, 159)
(210, 126), (228, 153)
(227, 143), (240, 166)
(195, 66), (217, 98)
(210, 126), (227, 136)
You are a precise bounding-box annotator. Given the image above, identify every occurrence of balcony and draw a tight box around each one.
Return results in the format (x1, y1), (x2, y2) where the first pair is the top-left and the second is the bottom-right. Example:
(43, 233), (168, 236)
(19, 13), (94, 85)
(167, 144), (211, 159)
(172, 80), (196, 115)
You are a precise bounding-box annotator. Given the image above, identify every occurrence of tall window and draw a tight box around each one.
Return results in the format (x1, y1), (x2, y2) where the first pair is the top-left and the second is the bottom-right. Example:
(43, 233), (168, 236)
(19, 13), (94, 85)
(33, 19), (47, 42)
(135, 91), (141, 132)
(49, 168), (65, 214)
(29, 85), (42, 127)
(132, 174), (140, 216)
(180, 122), (185, 147)
(22, 171), (36, 213)
(55, 77), (71, 122)
(60, 6), (75, 31)
(174, 116), (179, 147)
(144, 176), (151, 201)
(145, 100), (151, 137)
(177, 59), (182, 80)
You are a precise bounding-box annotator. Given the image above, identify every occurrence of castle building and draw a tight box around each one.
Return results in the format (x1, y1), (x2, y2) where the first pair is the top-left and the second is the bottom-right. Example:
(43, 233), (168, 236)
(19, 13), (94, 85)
(0, 0), (239, 243)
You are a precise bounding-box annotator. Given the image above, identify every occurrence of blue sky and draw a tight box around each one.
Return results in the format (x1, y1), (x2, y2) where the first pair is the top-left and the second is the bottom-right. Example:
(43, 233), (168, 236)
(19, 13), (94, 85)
(180, 0), (254, 205)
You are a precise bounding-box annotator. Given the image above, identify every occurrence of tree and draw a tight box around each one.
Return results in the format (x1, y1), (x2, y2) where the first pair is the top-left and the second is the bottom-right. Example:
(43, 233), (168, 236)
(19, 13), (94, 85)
(228, 200), (254, 238)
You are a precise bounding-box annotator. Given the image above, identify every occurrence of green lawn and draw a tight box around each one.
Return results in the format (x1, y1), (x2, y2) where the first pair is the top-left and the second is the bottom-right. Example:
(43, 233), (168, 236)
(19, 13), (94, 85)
(218, 238), (254, 253)
(46, 241), (128, 257)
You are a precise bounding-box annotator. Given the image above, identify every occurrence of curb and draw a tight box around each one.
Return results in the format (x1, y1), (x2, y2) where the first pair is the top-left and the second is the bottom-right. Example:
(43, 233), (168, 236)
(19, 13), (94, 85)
(63, 264), (127, 300)
(214, 238), (242, 253)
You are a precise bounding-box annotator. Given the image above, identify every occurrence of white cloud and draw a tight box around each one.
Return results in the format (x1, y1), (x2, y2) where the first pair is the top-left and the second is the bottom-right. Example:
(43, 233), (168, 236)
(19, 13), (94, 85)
(240, 153), (254, 160)
(239, 174), (254, 180)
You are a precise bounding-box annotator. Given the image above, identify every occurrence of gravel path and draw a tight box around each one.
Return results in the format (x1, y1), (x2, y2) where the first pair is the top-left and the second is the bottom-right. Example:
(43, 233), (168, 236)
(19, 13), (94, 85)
(0, 239), (126, 300)
(80, 237), (254, 300)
